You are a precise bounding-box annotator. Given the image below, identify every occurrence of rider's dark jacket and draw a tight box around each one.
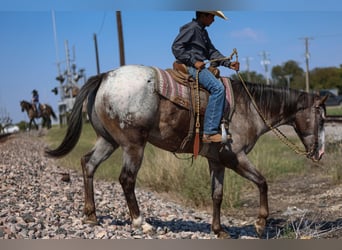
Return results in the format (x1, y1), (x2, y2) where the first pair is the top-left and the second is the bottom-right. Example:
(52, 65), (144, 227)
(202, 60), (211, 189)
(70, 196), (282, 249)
(171, 19), (231, 68)
(32, 94), (39, 103)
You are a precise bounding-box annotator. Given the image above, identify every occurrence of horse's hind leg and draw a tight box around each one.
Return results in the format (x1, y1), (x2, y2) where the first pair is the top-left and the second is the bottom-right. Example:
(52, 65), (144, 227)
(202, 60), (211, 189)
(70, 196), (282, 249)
(33, 119), (38, 130)
(46, 117), (51, 129)
(119, 142), (152, 231)
(81, 136), (117, 224)
(208, 160), (231, 239)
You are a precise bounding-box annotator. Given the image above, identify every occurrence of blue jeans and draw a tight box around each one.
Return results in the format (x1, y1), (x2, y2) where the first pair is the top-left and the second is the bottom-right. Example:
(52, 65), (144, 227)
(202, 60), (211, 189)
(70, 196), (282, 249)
(34, 102), (40, 114)
(188, 67), (225, 135)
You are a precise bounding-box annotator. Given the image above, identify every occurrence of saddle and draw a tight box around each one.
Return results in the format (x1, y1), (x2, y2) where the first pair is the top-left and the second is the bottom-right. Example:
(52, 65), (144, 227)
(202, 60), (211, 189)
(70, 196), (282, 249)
(153, 63), (235, 152)
(32, 103), (46, 116)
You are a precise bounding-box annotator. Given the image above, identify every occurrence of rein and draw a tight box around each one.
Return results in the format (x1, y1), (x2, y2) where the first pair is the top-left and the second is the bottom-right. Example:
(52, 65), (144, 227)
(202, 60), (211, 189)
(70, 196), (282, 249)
(230, 49), (313, 157)
(192, 70), (201, 158)
(236, 71), (312, 156)
(205, 49), (313, 157)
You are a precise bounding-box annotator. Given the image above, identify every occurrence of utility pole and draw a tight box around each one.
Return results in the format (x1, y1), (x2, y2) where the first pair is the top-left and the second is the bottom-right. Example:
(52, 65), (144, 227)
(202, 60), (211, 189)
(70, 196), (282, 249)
(300, 37), (313, 92)
(284, 74), (292, 88)
(93, 33), (101, 75)
(244, 57), (253, 82)
(260, 51), (270, 85)
(64, 40), (74, 99)
(52, 10), (62, 76)
(116, 11), (125, 66)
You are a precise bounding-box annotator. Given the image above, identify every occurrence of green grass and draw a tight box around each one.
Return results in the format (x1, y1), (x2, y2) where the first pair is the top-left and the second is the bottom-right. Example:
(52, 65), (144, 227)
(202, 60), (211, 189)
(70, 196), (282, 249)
(45, 123), (123, 181)
(44, 122), (335, 211)
(326, 105), (342, 116)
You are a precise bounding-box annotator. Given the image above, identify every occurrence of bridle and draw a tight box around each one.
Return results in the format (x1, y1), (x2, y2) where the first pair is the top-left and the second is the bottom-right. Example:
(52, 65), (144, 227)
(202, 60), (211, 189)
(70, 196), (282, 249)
(293, 104), (325, 160)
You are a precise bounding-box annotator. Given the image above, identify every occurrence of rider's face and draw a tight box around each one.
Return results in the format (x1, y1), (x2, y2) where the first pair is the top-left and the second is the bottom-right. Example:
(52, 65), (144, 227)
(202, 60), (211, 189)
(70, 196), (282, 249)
(202, 14), (215, 27)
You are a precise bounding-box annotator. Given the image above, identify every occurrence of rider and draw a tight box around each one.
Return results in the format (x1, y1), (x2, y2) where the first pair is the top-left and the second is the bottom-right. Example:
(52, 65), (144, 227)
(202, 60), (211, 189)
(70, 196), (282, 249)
(172, 11), (239, 143)
(32, 89), (41, 116)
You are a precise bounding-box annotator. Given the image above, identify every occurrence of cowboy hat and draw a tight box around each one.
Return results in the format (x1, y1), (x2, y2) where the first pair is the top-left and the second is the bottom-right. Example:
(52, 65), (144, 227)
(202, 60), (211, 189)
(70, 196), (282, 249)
(199, 11), (228, 20)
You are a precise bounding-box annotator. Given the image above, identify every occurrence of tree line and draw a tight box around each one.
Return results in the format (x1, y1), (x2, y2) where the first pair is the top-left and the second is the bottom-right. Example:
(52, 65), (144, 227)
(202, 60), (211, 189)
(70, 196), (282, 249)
(230, 60), (342, 94)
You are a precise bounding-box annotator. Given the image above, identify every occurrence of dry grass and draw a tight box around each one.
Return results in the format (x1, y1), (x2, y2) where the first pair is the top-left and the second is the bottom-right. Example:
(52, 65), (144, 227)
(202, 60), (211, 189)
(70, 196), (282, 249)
(44, 122), (341, 211)
(275, 213), (342, 239)
(321, 139), (342, 184)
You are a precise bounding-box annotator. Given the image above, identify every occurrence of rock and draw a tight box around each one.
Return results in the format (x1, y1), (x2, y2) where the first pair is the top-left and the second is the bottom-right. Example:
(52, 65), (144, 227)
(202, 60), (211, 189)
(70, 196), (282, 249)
(22, 213), (35, 223)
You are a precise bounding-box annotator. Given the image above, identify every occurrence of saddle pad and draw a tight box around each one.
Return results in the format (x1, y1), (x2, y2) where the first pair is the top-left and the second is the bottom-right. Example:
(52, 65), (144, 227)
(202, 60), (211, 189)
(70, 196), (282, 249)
(153, 67), (192, 109)
(152, 67), (234, 117)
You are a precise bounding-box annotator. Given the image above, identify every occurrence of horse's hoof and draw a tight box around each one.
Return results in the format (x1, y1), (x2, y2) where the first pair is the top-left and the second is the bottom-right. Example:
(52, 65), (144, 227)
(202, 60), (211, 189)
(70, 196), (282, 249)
(83, 219), (99, 226)
(82, 215), (99, 226)
(254, 218), (266, 238)
(142, 222), (155, 234)
(217, 231), (231, 239)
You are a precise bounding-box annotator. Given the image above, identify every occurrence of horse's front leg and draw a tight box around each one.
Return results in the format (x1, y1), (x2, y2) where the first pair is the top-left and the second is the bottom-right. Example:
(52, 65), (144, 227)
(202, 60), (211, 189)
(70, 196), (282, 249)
(29, 119), (35, 130)
(233, 153), (269, 237)
(208, 160), (230, 239)
(28, 120), (31, 130)
(32, 118), (38, 130)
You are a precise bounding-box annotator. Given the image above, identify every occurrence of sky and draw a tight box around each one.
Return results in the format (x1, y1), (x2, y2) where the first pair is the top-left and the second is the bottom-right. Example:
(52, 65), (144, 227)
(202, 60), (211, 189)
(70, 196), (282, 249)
(1, 1), (342, 124)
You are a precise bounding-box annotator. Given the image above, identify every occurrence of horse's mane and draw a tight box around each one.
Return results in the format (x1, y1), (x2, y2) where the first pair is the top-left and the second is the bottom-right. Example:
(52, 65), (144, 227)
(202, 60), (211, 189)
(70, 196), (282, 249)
(231, 80), (310, 119)
(20, 100), (31, 107)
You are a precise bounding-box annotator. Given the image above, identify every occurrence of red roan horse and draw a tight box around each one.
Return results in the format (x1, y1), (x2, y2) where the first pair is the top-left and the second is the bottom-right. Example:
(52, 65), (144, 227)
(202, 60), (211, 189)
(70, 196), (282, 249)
(45, 65), (327, 238)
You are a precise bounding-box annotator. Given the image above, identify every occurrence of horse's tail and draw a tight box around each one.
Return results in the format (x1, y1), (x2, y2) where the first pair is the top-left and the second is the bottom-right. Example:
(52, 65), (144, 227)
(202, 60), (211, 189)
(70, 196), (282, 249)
(45, 73), (105, 158)
(47, 105), (57, 120)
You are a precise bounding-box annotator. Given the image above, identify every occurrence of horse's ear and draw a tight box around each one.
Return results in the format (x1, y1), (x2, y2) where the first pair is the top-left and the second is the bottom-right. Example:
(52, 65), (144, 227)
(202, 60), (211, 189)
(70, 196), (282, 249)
(319, 95), (328, 105)
(296, 92), (307, 110)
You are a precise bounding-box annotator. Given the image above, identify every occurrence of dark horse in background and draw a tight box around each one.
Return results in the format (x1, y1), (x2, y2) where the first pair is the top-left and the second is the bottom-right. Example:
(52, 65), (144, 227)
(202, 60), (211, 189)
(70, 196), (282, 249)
(46, 65), (327, 238)
(20, 100), (57, 130)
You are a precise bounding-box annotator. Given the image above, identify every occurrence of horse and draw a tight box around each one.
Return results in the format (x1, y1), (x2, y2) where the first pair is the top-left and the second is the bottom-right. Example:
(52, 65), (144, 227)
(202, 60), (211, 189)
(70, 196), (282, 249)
(45, 64), (327, 238)
(20, 100), (57, 130)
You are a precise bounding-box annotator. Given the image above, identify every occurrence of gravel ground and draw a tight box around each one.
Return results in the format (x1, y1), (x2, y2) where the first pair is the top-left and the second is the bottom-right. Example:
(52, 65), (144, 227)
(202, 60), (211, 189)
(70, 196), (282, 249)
(0, 124), (341, 239)
(0, 132), (260, 239)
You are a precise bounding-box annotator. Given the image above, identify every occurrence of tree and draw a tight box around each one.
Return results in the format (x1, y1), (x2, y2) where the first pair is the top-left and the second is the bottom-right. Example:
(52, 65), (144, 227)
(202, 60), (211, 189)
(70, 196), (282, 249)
(271, 60), (304, 89)
(229, 60), (342, 93)
(310, 67), (342, 93)
(230, 70), (266, 84)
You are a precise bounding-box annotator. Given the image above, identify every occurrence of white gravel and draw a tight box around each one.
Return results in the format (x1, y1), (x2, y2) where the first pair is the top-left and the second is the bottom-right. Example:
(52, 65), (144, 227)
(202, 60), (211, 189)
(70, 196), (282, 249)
(0, 133), (258, 239)
(0, 123), (340, 239)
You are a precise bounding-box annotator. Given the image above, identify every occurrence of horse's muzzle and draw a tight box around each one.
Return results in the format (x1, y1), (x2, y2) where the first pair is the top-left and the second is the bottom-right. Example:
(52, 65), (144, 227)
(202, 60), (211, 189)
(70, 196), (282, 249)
(308, 146), (324, 162)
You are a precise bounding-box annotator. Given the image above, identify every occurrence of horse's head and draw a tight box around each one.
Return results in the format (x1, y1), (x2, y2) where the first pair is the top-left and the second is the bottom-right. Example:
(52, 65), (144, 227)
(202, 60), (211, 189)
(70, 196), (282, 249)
(293, 93), (327, 162)
(20, 100), (25, 112)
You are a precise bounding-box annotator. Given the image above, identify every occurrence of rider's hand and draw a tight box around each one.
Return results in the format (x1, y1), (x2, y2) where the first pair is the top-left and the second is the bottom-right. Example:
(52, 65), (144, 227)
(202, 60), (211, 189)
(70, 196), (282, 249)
(229, 61), (240, 71)
(194, 61), (205, 70)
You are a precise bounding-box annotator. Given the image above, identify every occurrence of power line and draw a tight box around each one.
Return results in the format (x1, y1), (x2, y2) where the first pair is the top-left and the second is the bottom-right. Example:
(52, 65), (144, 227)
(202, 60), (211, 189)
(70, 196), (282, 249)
(97, 12), (107, 36)
(313, 33), (342, 38)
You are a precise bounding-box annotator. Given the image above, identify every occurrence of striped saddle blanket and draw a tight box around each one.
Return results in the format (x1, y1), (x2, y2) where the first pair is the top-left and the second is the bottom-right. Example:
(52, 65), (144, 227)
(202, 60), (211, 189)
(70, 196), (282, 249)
(152, 67), (234, 117)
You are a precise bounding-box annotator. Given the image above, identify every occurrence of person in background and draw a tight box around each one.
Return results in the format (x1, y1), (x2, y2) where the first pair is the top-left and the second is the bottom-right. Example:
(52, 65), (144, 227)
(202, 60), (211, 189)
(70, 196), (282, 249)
(32, 89), (40, 116)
